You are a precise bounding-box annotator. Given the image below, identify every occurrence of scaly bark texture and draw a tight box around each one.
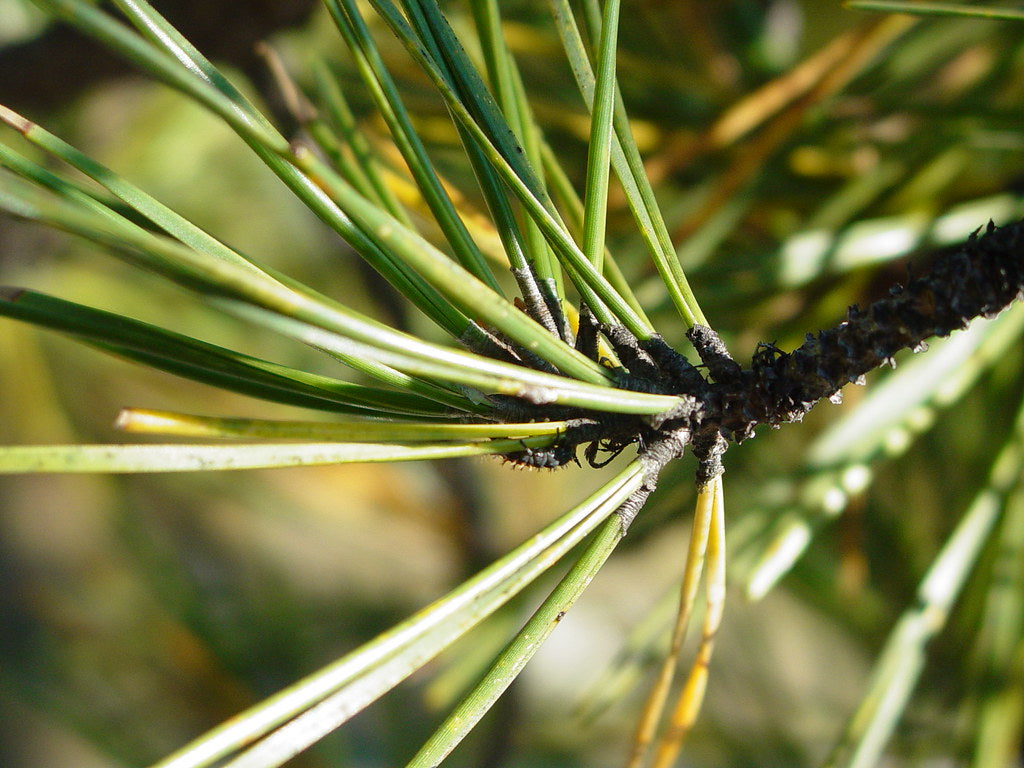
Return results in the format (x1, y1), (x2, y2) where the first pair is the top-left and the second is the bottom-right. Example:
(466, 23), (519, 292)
(501, 220), (1024, 501)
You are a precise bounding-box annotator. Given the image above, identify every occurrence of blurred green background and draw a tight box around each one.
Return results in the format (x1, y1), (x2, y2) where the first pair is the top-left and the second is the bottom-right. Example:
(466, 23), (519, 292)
(3, 1), (1024, 766)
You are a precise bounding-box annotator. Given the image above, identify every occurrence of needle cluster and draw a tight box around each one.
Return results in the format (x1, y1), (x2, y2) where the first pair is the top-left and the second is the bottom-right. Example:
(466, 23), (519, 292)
(500, 220), (1024, 511)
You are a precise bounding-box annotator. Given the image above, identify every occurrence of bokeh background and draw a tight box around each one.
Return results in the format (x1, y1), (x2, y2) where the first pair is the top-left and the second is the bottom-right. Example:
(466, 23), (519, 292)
(3, 1), (1024, 766)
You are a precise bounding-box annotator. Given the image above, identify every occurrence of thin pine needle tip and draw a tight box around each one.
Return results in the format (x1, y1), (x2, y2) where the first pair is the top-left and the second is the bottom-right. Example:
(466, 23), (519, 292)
(0, 104), (33, 134)
(0, 286), (29, 302)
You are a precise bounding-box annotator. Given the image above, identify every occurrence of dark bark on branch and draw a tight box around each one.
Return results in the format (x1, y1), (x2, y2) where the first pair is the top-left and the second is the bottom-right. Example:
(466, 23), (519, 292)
(500, 220), (1024, 511)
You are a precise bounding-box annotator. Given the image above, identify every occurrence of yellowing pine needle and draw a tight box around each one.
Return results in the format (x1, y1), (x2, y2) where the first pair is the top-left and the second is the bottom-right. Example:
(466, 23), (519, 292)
(116, 408), (573, 441)
(652, 476), (726, 768)
(626, 476), (720, 768)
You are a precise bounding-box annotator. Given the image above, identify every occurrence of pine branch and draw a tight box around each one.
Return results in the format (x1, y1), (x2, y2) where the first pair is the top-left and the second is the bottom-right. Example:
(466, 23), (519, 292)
(503, 220), (1024, 507)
